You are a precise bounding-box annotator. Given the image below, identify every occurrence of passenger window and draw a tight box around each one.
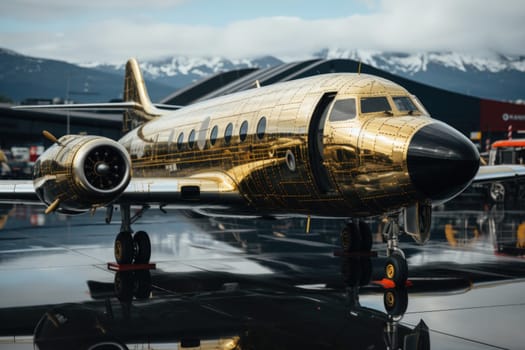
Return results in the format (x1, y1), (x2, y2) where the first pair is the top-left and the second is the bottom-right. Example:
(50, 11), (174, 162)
(360, 96), (392, 114)
(240, 120), (248, 142)
(224, 123), (233, 145)
(393, 96), (418, 113)
(188, 129), (195, 149)
(210, 125), (218, 146)
(177, 132), (184, 150)
(329, 98), (356, 122)
(256, 117), (266, 139)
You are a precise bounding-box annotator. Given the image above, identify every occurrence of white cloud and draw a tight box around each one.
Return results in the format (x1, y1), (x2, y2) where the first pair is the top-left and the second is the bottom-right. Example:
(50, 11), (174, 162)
(1, 0), (524, 63)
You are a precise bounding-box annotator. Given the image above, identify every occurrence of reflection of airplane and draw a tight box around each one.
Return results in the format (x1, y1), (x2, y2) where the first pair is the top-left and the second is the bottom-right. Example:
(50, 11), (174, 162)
(2, 58), (525, 285)
(2, 257), (431, 350)
(32, 285), (429, 350)
(5, 250), (523, 350)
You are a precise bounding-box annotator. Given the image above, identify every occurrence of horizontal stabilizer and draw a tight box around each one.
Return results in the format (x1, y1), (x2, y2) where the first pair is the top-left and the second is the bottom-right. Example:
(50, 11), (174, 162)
(12, 102), (181, 111)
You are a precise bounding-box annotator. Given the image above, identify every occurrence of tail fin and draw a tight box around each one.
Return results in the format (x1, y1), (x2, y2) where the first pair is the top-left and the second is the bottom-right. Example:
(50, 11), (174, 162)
(122, 58), (162, 132)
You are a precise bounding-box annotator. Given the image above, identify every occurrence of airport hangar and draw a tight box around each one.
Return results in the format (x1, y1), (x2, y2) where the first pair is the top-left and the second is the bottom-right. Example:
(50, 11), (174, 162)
(1, 58), (525, 150)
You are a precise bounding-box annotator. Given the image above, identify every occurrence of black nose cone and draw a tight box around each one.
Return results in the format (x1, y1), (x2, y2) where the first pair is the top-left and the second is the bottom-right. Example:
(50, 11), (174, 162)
(407, 123), (480, 202)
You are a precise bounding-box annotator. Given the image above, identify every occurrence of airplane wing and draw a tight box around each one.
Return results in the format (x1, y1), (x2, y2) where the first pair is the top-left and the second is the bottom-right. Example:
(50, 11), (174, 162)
(0, 180), (39, 205)
(118, 174), (240, 205)
(471, 165), (525, 184)
(0, 174), (241, 209)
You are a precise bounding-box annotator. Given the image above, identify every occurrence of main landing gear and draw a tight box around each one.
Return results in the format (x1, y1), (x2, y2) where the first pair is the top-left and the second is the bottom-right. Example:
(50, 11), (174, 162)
(111, 204), (152, 265)
(340, 220), (373, 253)
(340, 217), (408, 286)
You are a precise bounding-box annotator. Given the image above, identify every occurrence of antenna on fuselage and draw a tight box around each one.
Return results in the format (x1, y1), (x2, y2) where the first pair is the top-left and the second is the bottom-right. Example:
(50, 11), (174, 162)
(358, 61), (362, 75)
(254, 80), (261, 88)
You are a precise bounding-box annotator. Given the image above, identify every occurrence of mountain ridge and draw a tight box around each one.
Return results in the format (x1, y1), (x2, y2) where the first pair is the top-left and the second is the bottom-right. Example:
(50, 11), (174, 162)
(86, 55), (283, 89)
(1, 48), (524, 104)
(0, 48), (173, 103)
(315, 49), (525, 74)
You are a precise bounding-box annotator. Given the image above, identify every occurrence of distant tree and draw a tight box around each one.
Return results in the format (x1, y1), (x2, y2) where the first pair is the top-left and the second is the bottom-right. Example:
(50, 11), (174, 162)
(0, 94), (13, 103)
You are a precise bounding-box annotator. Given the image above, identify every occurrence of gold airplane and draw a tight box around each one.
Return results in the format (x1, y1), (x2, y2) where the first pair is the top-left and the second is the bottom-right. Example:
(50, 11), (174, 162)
(2, 58), (524, 285)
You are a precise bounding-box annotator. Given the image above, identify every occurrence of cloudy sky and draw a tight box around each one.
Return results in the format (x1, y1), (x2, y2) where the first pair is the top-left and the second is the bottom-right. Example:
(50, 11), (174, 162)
(0, 0), (524, 64)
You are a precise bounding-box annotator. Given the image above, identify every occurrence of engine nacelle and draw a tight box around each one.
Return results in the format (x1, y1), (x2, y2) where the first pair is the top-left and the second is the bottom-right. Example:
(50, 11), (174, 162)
(33, 135), (131, 214)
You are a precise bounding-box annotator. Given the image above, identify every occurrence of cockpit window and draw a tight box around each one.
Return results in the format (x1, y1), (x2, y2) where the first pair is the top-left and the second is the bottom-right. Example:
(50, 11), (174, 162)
(360, 97), (392, 114)
(393, 96), (418, 114)
(329, 98), (356, 122)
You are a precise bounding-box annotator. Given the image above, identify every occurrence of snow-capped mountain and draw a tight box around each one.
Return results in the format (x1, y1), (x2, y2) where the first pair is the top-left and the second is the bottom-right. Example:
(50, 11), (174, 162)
(88, 56), (283, 88)
(316, 49), (525, 74)
(313, 49), (525, 102)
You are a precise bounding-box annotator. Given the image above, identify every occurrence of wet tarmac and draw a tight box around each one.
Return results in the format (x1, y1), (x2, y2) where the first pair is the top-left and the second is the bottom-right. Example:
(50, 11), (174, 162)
(0, 200), (524, 349)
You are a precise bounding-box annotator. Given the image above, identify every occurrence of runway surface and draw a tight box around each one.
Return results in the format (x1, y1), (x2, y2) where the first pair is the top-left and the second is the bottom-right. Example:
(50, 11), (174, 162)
(0, 199), (524, 349)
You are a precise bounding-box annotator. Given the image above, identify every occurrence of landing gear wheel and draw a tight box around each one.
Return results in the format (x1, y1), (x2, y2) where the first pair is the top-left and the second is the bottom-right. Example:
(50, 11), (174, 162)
(341, 258), (360, 287)
(115, 232), (133, 264)
(385, 253), (408, 286)
(358, 221), (373, 252)
(134, 270), (152, 299)
(383, 287), (408, 318)
(114, 272), (133, 302)
(341, 222), (361, 252)
(133, 231), (151, 264)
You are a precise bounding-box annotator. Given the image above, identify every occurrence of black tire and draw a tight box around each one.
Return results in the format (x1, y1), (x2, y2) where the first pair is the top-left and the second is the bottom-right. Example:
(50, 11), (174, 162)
(133, 270), (152, 299)
(384, 253), (408, 286)
(341, 257), (360, 287)
(133, 231), (151, 264)
(341, 222), (361, 252)
(114, 232), (133, 264)
(358, 220), (373, 252)
(114, 272), (133, 302)
(383, 287), (408, 318)
(341, 257), (372, 287)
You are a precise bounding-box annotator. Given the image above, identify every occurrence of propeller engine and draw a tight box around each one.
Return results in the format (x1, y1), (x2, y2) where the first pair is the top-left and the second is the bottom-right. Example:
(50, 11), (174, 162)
(33, 133), (131, 214)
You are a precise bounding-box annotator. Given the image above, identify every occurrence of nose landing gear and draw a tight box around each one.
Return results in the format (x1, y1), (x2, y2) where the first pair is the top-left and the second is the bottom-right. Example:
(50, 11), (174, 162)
(340, 217), (408, 287)
(383, 218), (408, 286)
